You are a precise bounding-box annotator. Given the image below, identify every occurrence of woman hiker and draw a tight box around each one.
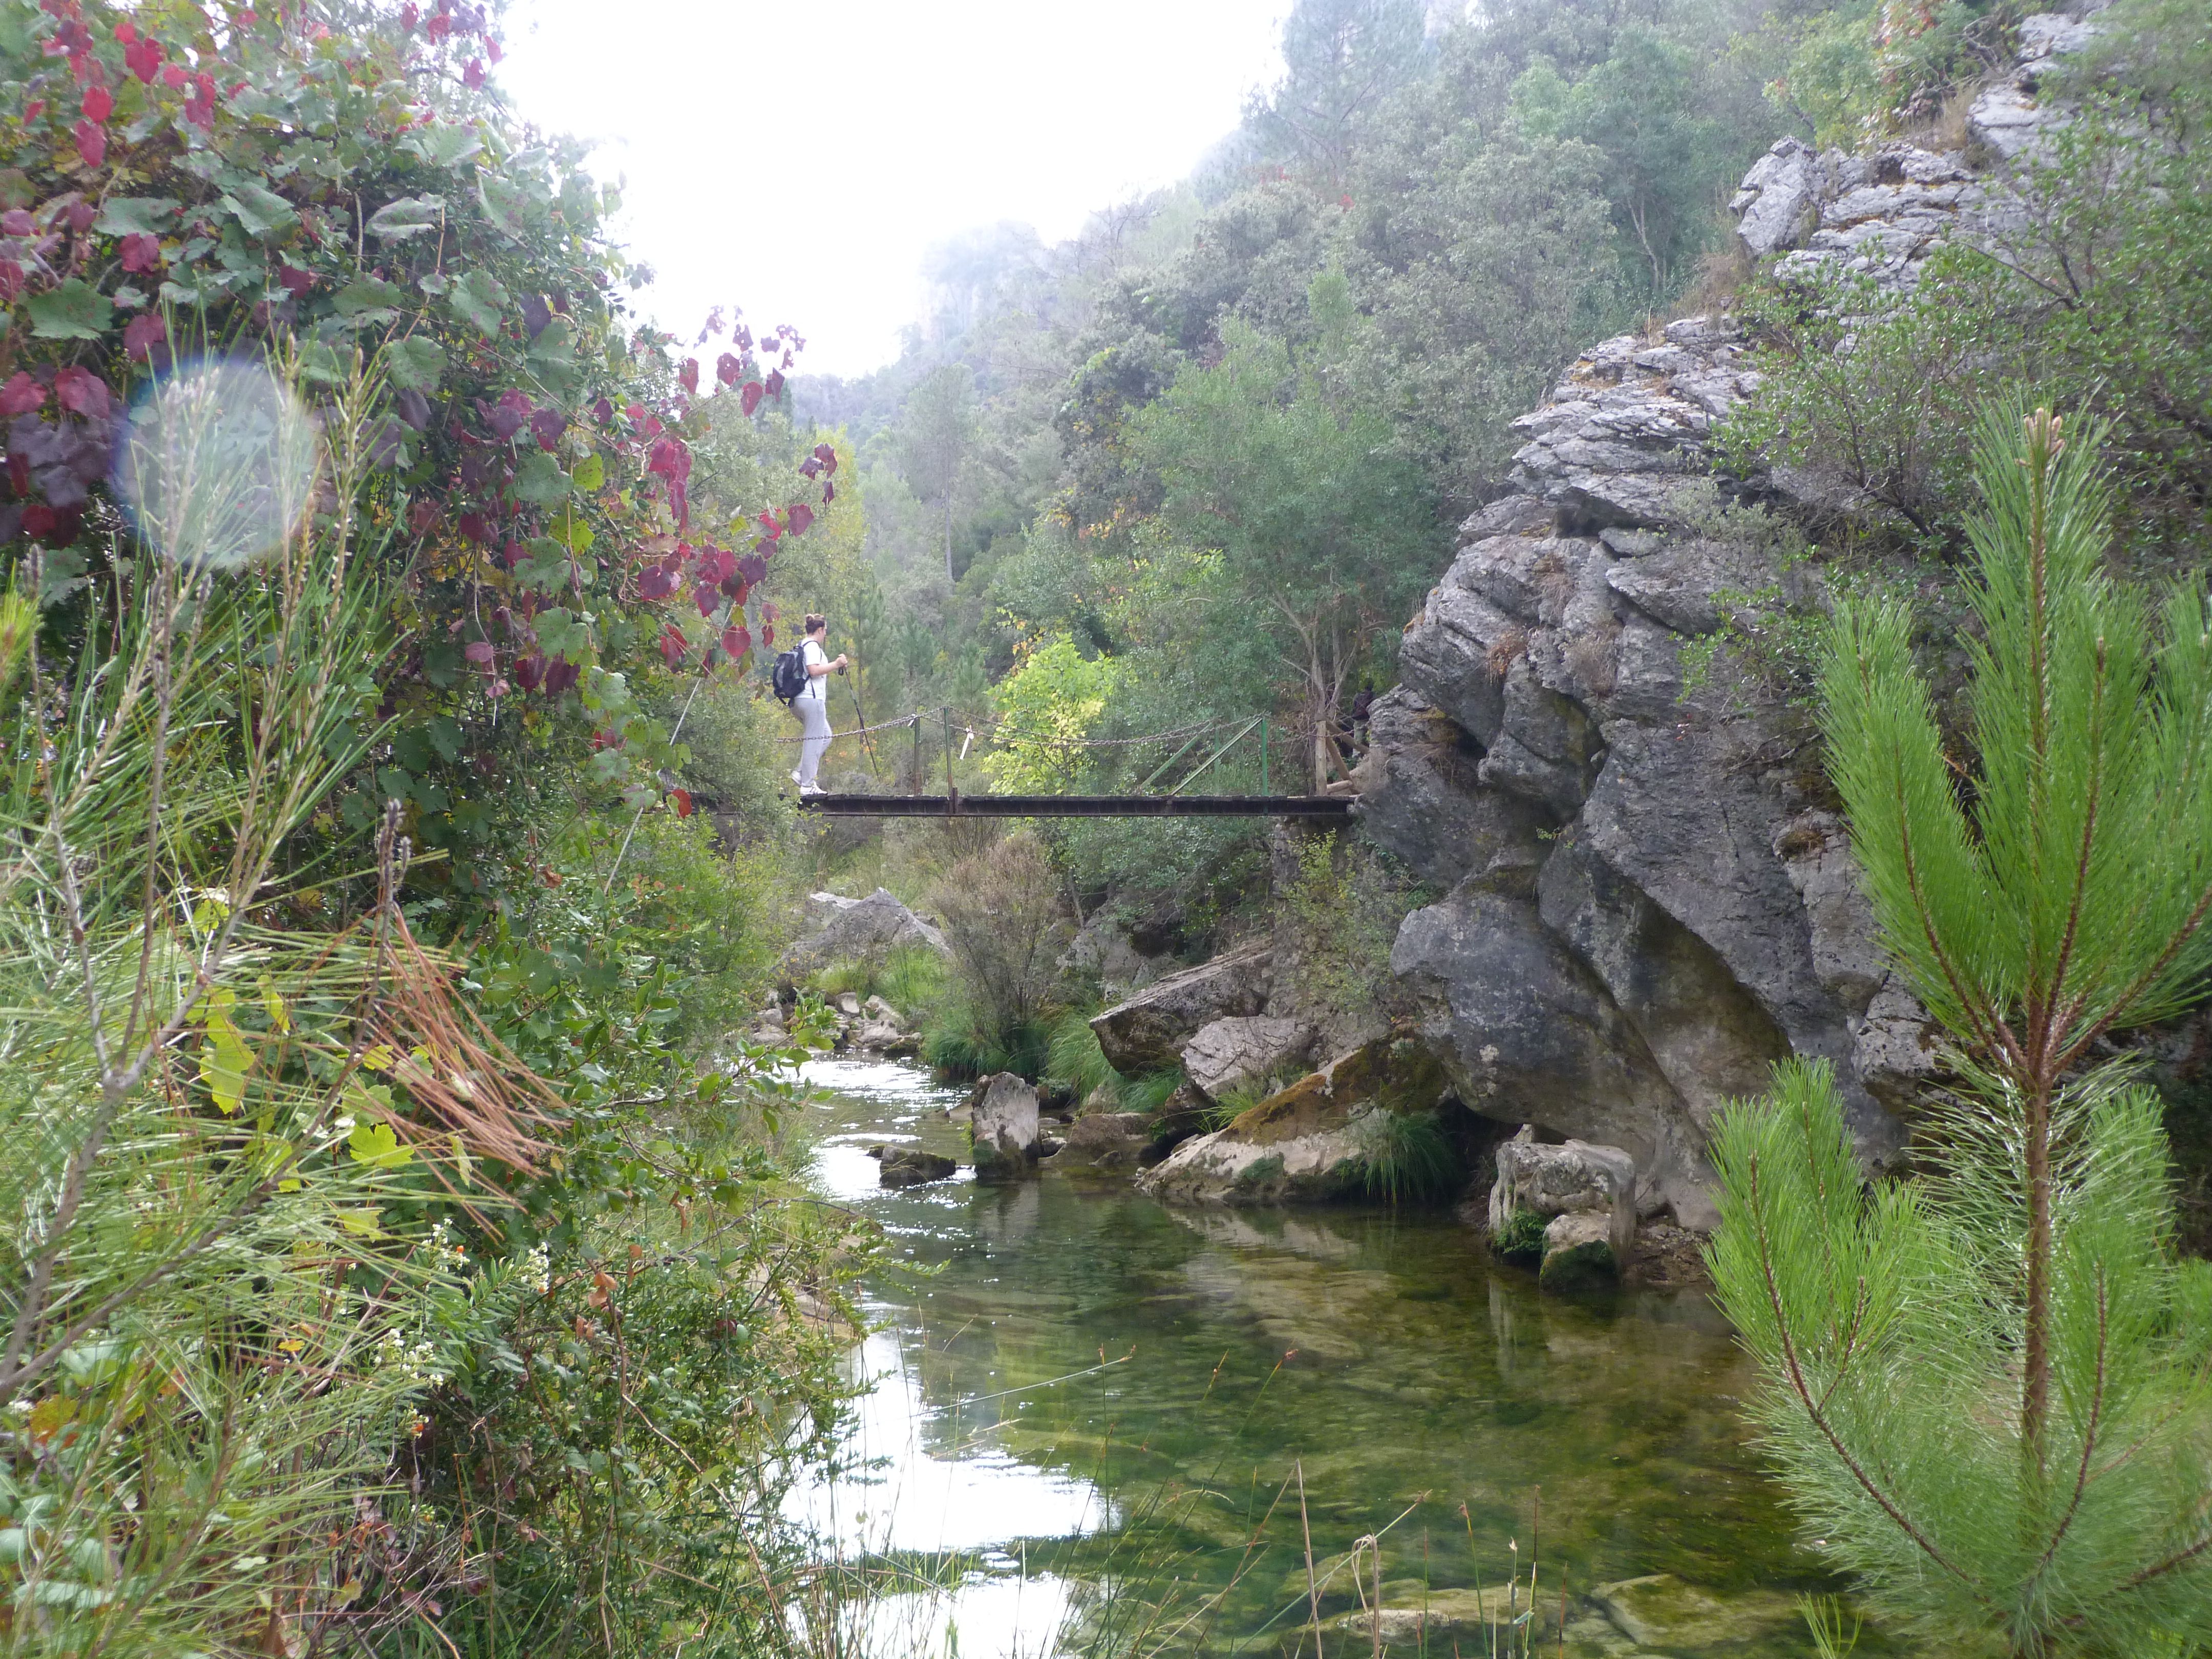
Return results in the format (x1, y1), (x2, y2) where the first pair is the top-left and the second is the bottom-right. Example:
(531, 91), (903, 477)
(792, 613), (848, 797)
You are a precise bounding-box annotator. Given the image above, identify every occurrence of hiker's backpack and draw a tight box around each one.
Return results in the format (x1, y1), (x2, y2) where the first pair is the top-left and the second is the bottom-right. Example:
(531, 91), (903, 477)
(770, 644), (810, 706)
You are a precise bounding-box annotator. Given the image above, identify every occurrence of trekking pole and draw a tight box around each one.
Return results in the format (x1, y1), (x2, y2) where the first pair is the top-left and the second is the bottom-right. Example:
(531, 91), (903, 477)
(844, 661), (882, 781)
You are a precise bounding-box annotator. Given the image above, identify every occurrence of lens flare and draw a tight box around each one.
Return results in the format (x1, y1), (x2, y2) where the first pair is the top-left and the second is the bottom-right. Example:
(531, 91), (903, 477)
(111, 359), (320, 570)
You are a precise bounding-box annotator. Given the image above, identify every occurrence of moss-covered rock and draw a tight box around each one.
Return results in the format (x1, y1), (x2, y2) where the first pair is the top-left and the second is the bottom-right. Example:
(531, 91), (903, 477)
(1136, 1035), (1450, 1205)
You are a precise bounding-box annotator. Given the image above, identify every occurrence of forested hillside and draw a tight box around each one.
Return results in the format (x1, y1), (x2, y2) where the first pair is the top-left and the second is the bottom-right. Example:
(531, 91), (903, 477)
(791, 0), (2203, 939)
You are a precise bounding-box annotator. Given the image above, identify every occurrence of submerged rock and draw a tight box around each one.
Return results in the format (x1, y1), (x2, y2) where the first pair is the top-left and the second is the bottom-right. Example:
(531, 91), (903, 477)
(969, 1072), (1040, 1180)
(1314, 1585), (1514, 1649)
(1137, 1037), (1447, 1206)
(1590, 1573), (1802, 1651)
(878, 1147), (956, 1187)
(1180, 1014), (1314, 1100)
(1089, 942), (1272, 1073)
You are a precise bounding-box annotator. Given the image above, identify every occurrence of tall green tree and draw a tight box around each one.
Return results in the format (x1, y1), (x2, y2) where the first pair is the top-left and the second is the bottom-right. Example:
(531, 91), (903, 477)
(1708, 403), (2212, 1657)
(1130, 308), (1442, 788)
(895, 364), (978, 585)
(1249, 0), (1430, 183)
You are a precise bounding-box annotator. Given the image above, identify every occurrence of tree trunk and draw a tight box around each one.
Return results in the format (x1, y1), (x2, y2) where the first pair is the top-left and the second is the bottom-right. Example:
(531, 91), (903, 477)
(943, 493), (954, 587)
(2023, 1076), (2053, 1465)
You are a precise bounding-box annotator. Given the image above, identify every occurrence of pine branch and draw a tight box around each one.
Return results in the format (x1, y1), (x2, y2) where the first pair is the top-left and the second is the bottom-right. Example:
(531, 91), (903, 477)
(1742, 1141), (1990, 1600)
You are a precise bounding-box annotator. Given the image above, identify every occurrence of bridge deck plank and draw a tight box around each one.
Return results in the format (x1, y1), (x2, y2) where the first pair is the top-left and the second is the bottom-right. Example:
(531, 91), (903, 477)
(795, 794), (1354, 819)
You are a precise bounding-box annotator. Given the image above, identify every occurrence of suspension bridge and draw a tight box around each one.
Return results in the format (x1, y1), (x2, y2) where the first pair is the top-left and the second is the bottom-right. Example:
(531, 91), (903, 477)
(787, 704), (1359, 820)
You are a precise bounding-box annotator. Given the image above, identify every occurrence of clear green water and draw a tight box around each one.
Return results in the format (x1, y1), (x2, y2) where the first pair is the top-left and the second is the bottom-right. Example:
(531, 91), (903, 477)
(799, 1059), (1898, 1658)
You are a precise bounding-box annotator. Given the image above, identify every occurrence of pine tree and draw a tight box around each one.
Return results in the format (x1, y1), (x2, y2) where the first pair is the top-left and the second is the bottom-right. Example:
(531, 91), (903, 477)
(1708, 402), (2212, 1658)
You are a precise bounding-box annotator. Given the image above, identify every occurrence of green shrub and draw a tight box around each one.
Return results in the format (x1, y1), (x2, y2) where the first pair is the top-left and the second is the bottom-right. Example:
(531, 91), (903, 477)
(923, 1006), (1050, 1081)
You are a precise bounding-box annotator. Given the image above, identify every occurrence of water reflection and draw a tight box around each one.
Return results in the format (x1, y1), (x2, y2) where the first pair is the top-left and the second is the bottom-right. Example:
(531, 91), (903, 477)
(796, 1058), (1879, 1657)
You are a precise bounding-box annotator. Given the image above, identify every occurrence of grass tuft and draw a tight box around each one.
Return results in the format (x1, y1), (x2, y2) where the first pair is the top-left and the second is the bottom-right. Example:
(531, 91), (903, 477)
(1355, 1109), (1460, 1206)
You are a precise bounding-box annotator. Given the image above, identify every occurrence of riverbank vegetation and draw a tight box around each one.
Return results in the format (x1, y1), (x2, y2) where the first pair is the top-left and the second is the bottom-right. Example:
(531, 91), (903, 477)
(0, 0), (870, 1650)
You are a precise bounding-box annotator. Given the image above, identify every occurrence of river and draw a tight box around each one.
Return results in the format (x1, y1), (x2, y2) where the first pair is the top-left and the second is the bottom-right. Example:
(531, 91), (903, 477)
(793, 1057), (1898, 1658)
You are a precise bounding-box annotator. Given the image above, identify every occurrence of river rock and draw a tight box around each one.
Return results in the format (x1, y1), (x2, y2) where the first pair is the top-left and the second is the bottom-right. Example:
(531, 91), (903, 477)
(1490, 1131), (1635, 1225)
(878, 1148), (956, 1187)
(1137, 1037), (1447, 1205)
(1314, 1586), (1513, 1649)
(1490, 1132), (1640, 1279)
(1181, 1015), (1314, 1100)
(1090, 942), (1272, 1073)
(1046, 1111), (1153, 1174)
(777, 888), (950, 984)
(1590, 1573), (1802, 1651)
(1539, 1211), (1620, 1293)
(969, 1072), (1040, 1180)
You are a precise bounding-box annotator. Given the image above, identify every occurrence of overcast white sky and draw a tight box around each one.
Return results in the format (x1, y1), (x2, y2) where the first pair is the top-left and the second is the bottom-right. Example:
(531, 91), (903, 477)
(495, 0), (1293, 378)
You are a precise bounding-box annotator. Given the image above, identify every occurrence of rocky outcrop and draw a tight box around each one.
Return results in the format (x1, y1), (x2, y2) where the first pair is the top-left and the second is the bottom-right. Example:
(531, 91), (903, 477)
(969, 1073), (1040, 1180)
(1725, 11), (2094, 293)
(1490, 1133), (1635, 1233)
(1090, 942), (1272, 1074)
(1137, 1037), (1447, 1206)
(778, 888), (949, 984)
(1490, 1132), (1639, 1290)
(1180, 1015), (1313, 1100)
(1345, 24), (2119, 1218)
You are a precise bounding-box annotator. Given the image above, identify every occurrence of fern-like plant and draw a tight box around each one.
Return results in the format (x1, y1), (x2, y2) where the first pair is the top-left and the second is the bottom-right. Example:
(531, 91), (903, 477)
(1708, 402), (2212, 1657)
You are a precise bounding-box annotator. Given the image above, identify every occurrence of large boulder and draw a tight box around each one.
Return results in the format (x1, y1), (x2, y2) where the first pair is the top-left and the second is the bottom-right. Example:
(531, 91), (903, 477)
(1538, 1211), (1620, 1293)
(778, 888), (949, 984)
(1045, 1110), (1153, 1175)
(1089, 942), (1272, 1074)
(878, 1147), (957, 1188)
(1137, 1037), (1447, 1206)
(1180, 1015), (1314, 1101)
(1489, 1132), (1635, 1231)
(968, 1073), (1040, 1180)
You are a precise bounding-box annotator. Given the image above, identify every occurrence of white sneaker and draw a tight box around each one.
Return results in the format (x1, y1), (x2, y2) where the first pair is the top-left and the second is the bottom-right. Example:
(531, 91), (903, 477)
(790, 769), (803, 788)
(798, 783), (826, 798)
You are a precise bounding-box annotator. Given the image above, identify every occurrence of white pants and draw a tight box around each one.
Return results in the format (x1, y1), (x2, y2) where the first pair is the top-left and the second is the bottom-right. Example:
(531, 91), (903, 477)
(794, 695), (833, 789)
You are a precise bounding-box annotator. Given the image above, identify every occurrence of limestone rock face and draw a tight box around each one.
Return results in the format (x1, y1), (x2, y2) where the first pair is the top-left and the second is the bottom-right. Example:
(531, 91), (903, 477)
(1180, 1015), (1314, 1101)
(1724, 17), (2099, 290)
(1089, 942), (1272, 1073)
(1137, 1037), (1447, 1206)
(1358, 91), (2069, 1214)
(968, 1073), (1040, 1180)
(777, 888), (949, 984)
